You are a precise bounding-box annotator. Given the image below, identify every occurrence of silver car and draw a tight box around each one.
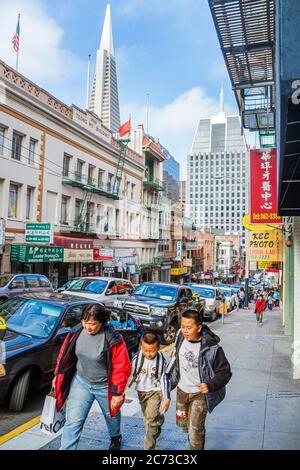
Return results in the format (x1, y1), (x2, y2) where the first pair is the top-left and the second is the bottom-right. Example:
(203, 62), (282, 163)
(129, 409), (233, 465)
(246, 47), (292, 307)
(0, 274), (53, 303)
(62, 277), (135, 307)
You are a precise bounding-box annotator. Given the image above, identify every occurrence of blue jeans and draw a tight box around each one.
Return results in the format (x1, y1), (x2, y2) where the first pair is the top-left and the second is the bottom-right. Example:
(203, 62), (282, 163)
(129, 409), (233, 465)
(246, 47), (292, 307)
(60, 373), (121, 450)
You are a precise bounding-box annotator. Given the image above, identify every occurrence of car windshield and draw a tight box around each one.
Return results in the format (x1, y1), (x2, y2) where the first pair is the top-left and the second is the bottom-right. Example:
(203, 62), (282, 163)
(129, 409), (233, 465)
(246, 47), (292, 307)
(64, 279), (78, 290)
(0, 298), (63, 339)
(0, 275), (13, 287)
(221, 289), (231, 297)
(67, 279), (108, 295)
(134, 284), (177, 301)
(191, 287), (215, 299)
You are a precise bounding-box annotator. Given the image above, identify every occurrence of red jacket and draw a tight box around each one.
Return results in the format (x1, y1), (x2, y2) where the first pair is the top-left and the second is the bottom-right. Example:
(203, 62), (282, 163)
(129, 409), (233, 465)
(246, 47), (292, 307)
(54, 324), (131, 416)
(255, 299), (265, 313)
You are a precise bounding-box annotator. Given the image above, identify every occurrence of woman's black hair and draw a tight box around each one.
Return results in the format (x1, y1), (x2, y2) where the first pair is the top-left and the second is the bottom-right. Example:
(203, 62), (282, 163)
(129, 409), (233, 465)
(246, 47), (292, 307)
(181, 308), (203, 326)
(82, 304), (111, 324)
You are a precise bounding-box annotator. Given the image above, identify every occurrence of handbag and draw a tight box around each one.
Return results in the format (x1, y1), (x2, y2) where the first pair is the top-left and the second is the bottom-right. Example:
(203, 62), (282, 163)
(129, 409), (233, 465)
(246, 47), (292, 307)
(40, 388), (66, 436)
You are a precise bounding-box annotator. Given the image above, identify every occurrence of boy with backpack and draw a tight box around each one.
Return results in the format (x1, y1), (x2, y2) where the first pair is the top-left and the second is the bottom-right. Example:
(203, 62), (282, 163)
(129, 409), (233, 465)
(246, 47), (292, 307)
(128, 331), (171, 450)
(167, 308), (232, 450)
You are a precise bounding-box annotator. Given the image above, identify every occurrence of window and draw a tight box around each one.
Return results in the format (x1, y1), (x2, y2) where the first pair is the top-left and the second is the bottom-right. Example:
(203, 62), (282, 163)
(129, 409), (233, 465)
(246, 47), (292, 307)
(131, 184), (136, 201)
(76, 160), (84, 182)
(98, 169), (104, 189)
(61, 195), (69, 224)
(88, 165), (95, 185)
(0, 127), (4, 155)
(8, 183), (18, 218)
(28, 138), (36, 165)
(107, 173), (114, 192)
(12, 132), (22, 161)
(38, 276), (51, 288)
(61, 306), (84, 329)
(63, 154), (71, 177)
(75, 199), (82, 223)
(10, 276), (26, 289)
(26, 187), (34, 220)
(26, 276), (40, 288)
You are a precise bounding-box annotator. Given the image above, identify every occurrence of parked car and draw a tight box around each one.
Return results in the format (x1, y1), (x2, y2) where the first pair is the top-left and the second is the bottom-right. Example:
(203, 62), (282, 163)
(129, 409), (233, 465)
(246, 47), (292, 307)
(0, 274), (53, 304)
(62, 277), (134, 307)
(114, 282), (195, 345)
(0, 293), (141, 412)
(185, 284), (223, 321)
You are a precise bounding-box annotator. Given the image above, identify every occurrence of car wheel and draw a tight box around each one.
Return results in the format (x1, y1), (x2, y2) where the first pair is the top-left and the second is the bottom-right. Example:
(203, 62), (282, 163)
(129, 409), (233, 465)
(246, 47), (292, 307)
(9, 370), (31, 412)
(162, 321), (178, 345)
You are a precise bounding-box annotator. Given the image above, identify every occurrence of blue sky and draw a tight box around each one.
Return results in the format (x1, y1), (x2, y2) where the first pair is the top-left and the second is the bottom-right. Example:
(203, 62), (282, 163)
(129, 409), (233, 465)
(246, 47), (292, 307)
(0, 0), (240, 175)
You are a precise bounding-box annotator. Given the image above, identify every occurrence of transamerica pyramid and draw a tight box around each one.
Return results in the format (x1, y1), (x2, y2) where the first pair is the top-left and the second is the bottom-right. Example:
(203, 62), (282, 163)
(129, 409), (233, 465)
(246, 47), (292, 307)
(89, 2), (121, 133)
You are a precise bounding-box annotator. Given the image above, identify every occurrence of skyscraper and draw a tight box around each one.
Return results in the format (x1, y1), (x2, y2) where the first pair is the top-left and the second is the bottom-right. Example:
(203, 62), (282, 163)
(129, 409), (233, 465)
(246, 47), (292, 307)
(89, 2), (120, 133)
(187, 88), (249, 250)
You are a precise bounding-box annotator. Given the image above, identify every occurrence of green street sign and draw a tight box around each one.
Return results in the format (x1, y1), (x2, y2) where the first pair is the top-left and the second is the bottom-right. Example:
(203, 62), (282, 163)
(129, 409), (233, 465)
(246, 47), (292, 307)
(25, 223), (53, 244)
(11, 245), (64, 263)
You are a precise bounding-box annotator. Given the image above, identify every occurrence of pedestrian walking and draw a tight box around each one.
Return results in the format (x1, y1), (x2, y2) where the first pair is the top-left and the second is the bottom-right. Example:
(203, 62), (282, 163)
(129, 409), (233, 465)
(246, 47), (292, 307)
(52, 304), (131, 451)
(239, 289), (245, 309)
(255, 294), (265, 326)
(268, 293), (274, 311)
(128, 331), (171, 450)
(167, 308), (232, 450)
(273, 289), (280, 307)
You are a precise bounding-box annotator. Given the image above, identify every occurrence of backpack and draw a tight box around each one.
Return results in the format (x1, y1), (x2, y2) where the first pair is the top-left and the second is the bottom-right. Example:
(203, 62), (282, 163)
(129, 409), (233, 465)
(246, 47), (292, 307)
(128, 349), (165, 388)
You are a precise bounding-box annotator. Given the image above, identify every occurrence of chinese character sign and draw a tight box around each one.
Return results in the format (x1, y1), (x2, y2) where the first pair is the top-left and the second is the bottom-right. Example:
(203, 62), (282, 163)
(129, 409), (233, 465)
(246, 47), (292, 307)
(250, 149), (283, 224)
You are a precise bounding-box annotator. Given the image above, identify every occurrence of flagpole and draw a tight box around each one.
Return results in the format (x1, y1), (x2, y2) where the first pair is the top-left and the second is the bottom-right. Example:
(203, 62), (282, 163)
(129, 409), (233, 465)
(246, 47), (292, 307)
(16, 13), (20, 72)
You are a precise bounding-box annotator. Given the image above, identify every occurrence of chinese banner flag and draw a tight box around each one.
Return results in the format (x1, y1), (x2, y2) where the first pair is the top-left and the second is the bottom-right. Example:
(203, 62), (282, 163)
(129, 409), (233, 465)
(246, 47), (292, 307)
(118, 119), (131, 137)
(250, 148), (283, 224)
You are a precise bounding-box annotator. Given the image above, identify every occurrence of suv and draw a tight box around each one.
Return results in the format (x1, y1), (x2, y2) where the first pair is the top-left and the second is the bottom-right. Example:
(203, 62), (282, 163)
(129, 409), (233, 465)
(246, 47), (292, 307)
(0, 274), (53, 303)
(114, 282), (195, 344)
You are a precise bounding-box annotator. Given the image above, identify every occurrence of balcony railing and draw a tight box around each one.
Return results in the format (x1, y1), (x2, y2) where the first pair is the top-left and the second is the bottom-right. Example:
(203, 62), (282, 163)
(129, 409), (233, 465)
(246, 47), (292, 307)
(143, 177), (166, 191)
(60, 220), (97, 235)
(62, 172), (122, 200)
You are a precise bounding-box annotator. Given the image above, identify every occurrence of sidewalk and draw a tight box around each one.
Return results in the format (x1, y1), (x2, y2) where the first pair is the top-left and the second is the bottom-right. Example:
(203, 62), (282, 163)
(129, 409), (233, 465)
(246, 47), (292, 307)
(1, 305), (300, 450)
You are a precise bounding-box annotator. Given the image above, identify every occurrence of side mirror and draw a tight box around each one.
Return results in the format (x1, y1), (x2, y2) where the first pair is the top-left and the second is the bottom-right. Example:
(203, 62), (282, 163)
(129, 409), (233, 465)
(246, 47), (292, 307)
(106, 289), (112, 296)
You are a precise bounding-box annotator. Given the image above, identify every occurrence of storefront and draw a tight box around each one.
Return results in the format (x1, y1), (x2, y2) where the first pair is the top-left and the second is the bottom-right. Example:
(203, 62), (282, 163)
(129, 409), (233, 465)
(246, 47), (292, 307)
(54, 236), (96, 286)
(159, 263), (172, 283)
(10, 244), (64, 288)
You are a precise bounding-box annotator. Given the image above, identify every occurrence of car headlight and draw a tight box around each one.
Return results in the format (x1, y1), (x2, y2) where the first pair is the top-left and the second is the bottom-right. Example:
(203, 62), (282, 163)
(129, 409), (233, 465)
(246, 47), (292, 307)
(150, 307), (168, 316)
(113, 299), (125, 308)
(0, 364), (6, 377)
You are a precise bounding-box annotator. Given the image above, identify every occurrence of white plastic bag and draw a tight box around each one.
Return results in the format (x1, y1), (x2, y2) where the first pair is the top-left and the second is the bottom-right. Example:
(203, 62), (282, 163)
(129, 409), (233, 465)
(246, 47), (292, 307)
(40, 389), (66, 436)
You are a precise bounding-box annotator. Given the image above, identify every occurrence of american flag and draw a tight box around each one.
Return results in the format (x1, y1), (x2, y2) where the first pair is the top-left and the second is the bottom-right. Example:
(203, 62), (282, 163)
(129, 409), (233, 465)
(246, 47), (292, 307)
(12, 18), (20, 52)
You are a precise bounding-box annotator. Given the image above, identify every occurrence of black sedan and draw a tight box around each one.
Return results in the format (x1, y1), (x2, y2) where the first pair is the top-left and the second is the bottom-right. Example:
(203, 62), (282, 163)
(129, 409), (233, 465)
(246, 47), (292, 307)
(0, 293), (142, 412)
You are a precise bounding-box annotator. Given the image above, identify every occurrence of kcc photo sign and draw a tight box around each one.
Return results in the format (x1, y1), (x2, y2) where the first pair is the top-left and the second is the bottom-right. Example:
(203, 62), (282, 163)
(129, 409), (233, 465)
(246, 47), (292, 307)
(248, 231), (283, 262)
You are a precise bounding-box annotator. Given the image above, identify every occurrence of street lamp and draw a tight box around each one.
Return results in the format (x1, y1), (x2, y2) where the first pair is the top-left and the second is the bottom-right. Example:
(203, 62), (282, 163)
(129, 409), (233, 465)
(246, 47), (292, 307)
(213, 175), (250, 308)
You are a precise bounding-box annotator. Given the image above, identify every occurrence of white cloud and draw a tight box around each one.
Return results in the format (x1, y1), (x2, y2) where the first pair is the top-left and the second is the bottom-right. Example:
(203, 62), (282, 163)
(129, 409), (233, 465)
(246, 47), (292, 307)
(0, 0), (85, 102)
(116, 0), (201, 26)
(122, 87), (237, 179)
